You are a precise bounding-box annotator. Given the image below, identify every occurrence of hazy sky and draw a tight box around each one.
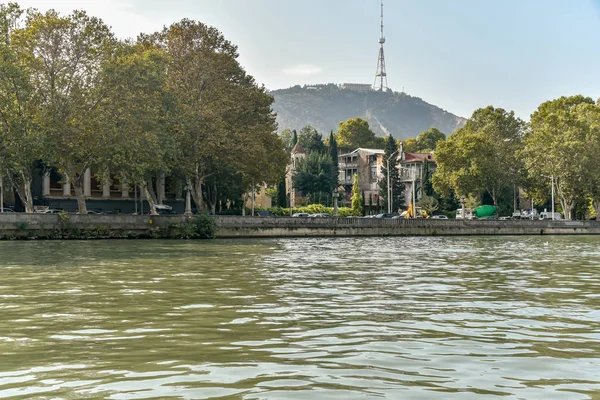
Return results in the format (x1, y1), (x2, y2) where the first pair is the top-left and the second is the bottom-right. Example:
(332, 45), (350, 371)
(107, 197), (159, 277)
(13, 0), (600, 119)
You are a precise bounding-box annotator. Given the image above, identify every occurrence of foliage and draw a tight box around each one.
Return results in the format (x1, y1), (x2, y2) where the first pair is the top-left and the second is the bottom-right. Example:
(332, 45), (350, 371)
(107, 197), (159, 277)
(335, 118), (385, 149)
(298, 125), (325, 153)
(402, 137), (417, 152)
(378, 135), (404, 212)
(416, 128), (446, 152)
(271, 86), (466, 140)
(521, 95), (597, 219)
(280, 128), (294, 149)
(351, 174), (362, 216)
(293, 151), (338, 203)
(433, 106), (525, 206)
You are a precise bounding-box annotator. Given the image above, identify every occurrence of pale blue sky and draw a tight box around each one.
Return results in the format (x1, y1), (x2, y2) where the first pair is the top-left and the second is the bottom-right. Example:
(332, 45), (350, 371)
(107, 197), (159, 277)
(16, 0), (600, 119)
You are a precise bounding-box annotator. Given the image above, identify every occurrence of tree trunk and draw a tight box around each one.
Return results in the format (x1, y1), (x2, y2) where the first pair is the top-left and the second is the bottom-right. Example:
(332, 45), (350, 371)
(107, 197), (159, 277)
(593, 198), (600, 219)
(241, 192), (249, 216)
(210, 182), (217, 215)
(13, 171), (34, 214)
(559, 197), (574, 220)
(146, 179), (159, 205)
(70, 172), (87, 214)
(141, 182), (158, 215)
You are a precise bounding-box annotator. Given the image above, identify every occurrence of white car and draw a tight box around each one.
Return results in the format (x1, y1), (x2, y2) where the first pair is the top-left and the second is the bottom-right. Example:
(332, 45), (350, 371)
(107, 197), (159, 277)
(431, 215), (448, 219)
(292, 213), (310, 217)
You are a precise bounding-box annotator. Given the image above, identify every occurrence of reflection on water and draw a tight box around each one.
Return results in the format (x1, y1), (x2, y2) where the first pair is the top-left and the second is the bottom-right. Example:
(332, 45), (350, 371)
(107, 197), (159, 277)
(0, 237), (599, 399)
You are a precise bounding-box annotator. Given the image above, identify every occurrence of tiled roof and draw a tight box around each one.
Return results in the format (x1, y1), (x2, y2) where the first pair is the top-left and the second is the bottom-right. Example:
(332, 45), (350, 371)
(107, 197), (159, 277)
(291, 142), (306, 154)
(402, 152), (435, 162)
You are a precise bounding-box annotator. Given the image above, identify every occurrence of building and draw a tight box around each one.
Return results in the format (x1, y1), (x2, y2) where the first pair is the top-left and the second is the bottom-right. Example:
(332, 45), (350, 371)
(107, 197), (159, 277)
(399, 150), (436, 207)
(338, 148), (385, 206)
(2, 165), (186, 213)
(340, 83), (373, 93)
(286, 142), (307, 208)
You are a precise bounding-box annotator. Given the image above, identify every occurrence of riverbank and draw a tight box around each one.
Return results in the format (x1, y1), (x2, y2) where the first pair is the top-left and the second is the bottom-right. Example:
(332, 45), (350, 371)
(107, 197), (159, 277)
(1, 214), (600, 239)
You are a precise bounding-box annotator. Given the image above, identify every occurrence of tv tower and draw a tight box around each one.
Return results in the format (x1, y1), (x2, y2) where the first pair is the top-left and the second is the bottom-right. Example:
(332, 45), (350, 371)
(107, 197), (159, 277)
(373, 0), (388, 91)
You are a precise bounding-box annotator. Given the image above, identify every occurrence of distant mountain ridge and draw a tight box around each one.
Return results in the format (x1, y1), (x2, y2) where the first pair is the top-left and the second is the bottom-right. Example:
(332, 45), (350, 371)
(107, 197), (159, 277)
(270, 84), (467, 140)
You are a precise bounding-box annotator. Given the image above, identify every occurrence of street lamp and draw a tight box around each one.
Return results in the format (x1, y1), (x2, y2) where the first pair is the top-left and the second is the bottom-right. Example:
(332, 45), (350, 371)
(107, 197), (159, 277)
(551, 175), (555, 221)
(386, 149), (399, 213)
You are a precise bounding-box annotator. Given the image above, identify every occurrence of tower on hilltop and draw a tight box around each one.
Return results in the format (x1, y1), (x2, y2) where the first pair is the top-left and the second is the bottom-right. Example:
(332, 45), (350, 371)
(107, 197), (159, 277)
(373, 0), (388, 92)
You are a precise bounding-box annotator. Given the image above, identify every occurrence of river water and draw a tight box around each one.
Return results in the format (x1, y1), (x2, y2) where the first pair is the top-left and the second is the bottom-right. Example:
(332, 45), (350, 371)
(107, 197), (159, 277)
(0, 237), (599, 399)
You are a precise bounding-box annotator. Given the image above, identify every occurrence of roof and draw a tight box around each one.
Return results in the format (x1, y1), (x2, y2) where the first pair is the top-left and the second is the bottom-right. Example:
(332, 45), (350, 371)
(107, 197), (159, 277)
(291, 142), (306, 154)
(401, 152), (435, 163)
(339, 148), (385, 157)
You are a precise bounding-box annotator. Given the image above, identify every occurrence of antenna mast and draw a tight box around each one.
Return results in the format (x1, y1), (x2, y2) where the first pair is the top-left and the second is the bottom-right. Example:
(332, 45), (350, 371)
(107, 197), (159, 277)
(373, 0), (388, 91)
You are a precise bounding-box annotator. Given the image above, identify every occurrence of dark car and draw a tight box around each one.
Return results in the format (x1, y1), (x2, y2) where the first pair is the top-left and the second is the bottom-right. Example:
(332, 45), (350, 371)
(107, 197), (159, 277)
(0, 208), (15, 213)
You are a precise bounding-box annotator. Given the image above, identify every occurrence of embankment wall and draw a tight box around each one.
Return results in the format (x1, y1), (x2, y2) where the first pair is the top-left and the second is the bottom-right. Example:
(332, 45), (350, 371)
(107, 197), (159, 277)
(0, 214), (599, 239)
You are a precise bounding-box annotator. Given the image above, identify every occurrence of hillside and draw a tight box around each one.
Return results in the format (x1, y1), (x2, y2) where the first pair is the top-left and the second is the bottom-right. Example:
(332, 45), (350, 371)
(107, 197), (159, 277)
(270, 84), (467, 139)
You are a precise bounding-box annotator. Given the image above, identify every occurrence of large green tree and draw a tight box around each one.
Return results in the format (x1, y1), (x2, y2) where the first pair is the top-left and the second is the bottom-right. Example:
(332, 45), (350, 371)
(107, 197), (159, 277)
(416, 127), (446, 152)
(0, 3), (42, 213)
(293, 151), (338, 204)
(15, 8), (117, 213)
(336, 117), (384, 149)
(433, 106), (525, 205)
(100, 42), (173, 215)
(298, 125), (325, 153)
(521, 95), (596, 219)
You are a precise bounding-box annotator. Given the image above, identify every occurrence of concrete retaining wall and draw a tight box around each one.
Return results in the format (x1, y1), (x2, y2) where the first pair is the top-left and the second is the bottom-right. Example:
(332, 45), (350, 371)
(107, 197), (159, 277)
(1, 214), (599, 239)
(213, 216), (600, 237)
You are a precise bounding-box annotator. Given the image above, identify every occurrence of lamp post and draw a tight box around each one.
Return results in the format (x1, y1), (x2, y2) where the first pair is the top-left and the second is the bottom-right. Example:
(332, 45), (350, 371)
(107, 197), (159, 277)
(0, 175), (3, 213)
(551, 175), (555, 221)
(386, 149), (399, 213)
(184, 183), (192, 216)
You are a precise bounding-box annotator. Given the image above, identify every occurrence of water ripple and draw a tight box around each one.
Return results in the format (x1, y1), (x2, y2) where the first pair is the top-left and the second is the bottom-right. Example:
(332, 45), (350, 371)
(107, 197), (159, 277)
(0, 237), (599, 398)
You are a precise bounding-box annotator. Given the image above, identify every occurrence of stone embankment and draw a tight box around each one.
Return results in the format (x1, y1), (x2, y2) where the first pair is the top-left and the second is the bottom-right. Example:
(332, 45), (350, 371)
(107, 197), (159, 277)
(214, 216), (600, 237)
(1, 214), (599, 239)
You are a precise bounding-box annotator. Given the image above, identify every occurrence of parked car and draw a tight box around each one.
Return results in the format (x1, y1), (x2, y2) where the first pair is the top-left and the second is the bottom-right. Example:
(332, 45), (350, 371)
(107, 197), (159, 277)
(375, 213), (395, 218)
(539, 211), (563, 220)
(0, 208), (15, 213)
(156, 204), (177, 215)
(308, 213), (331, 218)
(431, 215), (448, 219)
(43, 208), (64, 214)
(292, 212), (310, 217)
(392, 215), (405, 219)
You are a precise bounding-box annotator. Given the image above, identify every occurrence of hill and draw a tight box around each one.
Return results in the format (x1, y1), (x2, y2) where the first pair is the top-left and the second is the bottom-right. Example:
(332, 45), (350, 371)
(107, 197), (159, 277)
(270, 84), (467, 139)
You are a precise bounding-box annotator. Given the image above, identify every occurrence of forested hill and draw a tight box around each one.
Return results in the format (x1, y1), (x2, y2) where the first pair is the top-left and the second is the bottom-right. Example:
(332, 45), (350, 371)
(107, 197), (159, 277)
(270, 84), (467, 139)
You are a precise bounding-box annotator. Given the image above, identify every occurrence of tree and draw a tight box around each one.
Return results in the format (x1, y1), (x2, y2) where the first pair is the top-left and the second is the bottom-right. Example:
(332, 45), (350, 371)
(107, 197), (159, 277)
(351, 173), (362, 216)
(293, 151), (337, 203)
(292, 129), (298, 146)
(336, 117), (384, 149)
(378, 135), (404, 212)
(298, 125), (325, 153)
(521, 95), (596, 219)
(416, 128), (445, 152)
(361, 190), (366, 216)
(576, 102), (600, 217)
(276, 174), (287, 207)
(149, 19), (274, 212)
(0, 3), (43, 213)
(280, 128), (294, 149)
(15, 9), (118, 214)
(100, 42), (173, 215)
(433, 106), (525, 206)
(402, 137), (417, 152)
(328, 130), (339, 167)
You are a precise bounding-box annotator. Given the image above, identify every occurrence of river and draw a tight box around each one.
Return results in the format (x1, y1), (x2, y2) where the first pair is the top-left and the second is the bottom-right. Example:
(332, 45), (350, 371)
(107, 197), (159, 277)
(0, 237), (599, 399)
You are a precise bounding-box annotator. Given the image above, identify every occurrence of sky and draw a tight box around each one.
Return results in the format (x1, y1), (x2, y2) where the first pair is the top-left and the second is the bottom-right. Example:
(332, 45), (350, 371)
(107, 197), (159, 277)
(12, 0), (600, 119)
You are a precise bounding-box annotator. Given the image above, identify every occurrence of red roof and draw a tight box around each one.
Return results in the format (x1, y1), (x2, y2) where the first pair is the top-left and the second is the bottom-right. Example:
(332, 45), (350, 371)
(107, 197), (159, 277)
(402, 152), (434, 163)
